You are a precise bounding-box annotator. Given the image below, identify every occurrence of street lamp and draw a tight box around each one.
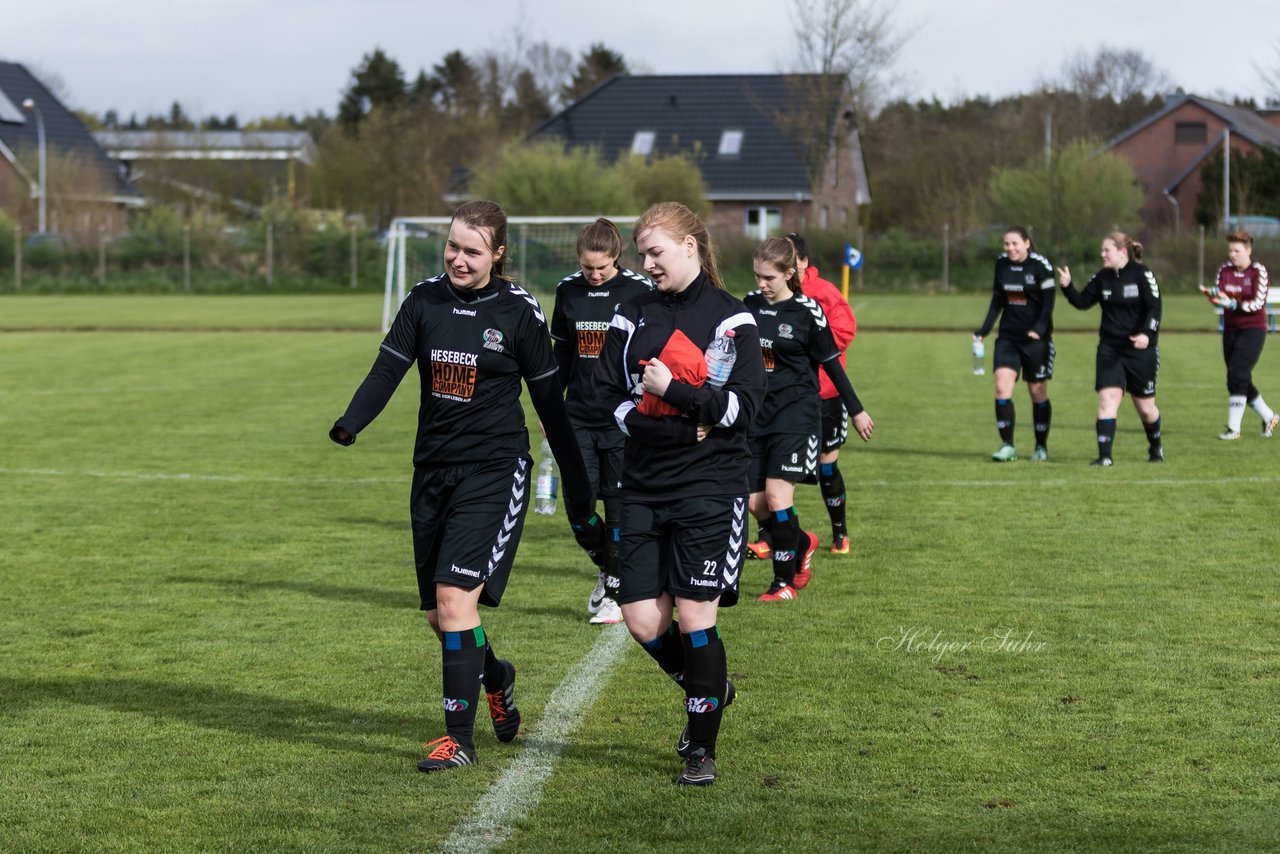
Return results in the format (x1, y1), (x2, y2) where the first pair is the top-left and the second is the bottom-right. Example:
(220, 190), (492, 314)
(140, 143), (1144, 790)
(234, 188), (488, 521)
(21, 98), (47, 234)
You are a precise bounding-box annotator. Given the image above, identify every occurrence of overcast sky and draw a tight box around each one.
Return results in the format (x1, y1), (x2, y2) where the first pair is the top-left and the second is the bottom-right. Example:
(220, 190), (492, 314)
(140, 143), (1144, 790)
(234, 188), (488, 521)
(3, 0), (1276, 119)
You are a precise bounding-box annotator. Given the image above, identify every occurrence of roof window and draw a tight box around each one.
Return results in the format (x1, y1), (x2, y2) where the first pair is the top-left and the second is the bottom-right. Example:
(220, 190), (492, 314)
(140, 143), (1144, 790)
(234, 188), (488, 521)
(0, 87), (27, 124)
(631, 130), (655, 156)
(718, 129), (743, 156)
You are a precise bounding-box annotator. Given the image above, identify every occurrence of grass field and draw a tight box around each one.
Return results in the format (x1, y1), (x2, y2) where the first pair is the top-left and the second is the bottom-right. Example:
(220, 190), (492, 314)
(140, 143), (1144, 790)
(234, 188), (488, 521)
(2, 295), (1279, 852)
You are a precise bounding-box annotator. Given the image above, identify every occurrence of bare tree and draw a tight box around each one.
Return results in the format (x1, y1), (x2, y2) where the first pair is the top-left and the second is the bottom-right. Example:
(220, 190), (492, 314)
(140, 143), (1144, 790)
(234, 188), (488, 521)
(784, 0), (907, 220)
(24, 62), (72, 103)
(788, 0), (907, 120)
(1059, 46), (1173, 103)
(1257, 40), (1280, 107)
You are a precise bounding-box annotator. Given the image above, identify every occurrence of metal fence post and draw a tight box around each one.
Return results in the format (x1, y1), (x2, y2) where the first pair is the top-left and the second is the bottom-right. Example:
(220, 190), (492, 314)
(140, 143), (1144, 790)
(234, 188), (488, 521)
(1198, 224), (1206, 286)
(98, 224), (106, 284)
(12, 224), (19, 292)
(350, 225), (358, 288)
(942, 222), (951, 293)
(519, 224), (528, 284)
(183, 224), (191, 292)
(857, 221), (864, 292)
(266, 222), (274, 287)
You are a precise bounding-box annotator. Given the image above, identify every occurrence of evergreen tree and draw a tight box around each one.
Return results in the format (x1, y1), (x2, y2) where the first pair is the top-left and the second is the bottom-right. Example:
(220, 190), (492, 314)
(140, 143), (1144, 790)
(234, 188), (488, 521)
(429, 51), (482, 113)
(338, 48), (408, 129)
(561, 44), (627, 104)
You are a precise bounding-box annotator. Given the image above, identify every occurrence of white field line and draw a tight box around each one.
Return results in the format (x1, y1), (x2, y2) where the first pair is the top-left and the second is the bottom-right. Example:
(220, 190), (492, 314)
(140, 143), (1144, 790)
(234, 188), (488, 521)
(3, 466), (1279, 490)
(440, 624), (630, 854)
(0, 467), (400, 486)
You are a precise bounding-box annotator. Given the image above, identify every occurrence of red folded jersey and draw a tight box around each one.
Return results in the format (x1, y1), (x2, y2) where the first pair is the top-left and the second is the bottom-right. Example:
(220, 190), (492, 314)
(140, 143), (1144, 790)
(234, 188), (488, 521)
(637, 328), (708, 417)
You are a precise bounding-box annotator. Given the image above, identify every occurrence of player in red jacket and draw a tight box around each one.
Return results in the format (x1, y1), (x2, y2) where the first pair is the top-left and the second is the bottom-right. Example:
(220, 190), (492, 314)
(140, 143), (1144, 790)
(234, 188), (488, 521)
(1200, 229), (1278, 439)
(746, 233), (858, 557)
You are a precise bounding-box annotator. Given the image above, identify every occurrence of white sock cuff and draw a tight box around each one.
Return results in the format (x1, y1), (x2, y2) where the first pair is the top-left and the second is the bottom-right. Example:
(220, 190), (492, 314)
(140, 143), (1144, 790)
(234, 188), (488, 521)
(1228, 396), (1247, 431)
(1249, 396), (1276, 423)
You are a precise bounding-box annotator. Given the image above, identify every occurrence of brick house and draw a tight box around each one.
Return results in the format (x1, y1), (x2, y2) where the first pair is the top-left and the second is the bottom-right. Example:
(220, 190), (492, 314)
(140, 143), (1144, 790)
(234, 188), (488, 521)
(0, 60), (140, 235)
(1104, 94), (1280, 236)
(527, 74), (872, 238)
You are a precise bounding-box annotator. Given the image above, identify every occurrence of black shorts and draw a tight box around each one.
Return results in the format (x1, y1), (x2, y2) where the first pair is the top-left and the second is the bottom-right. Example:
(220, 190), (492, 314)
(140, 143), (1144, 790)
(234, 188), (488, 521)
(994, 336), (1054, 382)
(820, 397), (848, 452)
(1095, 341), (1159, 398)
(573, 424), (625, 499)
(616, 495), (747, 608)
(748, 432), (819, 491)
(410, 457), (531, 611)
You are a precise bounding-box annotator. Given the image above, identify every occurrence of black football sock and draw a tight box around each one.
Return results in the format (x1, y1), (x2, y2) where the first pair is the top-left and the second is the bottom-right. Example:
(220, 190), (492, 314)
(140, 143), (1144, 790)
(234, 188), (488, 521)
(637, 622), (684, 685)
(481, 640), (503, 692)
(441, 626), (487, 750)
(1143, 416), (1162, 452)
(753, 515), (774, 548)
(578, 511), (607, 569)
(681, 625), (728, 758)
(819, 461), (847, 539)
(1096, 418), (1117, 460)
(995, 398), (1015, 445)
(770, 507), (800, 586)
(1033, 399), (1052, 448)
(603, 495), (622, 587)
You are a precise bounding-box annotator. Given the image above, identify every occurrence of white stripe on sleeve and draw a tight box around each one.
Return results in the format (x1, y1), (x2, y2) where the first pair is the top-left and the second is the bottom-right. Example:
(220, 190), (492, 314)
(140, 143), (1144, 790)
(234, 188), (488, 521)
(613, 401), (636, 436)
(716, 392), (740, 428)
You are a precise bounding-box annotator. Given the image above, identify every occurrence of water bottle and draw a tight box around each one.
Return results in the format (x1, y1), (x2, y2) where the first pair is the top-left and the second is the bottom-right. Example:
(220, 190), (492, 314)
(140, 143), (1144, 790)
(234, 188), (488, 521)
(705, 329), (737, 389)
(971, 337), (985, 375)
(534, 438), (558, 515)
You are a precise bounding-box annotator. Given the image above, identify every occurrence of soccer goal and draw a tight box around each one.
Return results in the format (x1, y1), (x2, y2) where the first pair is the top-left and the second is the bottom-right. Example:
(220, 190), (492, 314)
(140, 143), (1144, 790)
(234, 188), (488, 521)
(382, 216), (638, 330)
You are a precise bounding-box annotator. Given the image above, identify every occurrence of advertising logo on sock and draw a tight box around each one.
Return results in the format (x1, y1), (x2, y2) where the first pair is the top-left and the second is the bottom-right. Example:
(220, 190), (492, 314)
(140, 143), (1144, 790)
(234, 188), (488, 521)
(443, 697), (470, 712)
(686, 696), (721, 713)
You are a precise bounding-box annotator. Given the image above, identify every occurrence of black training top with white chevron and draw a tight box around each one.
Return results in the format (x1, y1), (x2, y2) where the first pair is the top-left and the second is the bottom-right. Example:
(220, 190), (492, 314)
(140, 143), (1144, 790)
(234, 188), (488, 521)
(379, 273), (558, 466)
(743, 290), (839, 436)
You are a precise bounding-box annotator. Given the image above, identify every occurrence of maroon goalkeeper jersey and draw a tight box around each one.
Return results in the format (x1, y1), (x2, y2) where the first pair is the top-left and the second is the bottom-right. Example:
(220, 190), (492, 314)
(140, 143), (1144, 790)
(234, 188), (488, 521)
(1216, 262), (1271, 331)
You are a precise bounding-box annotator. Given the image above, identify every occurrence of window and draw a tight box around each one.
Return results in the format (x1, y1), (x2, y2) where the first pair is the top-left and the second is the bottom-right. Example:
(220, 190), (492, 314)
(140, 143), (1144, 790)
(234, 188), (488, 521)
(841, 207), (850, 228)
(718, 129), (743, 156)
(0, 87), (27, 125)
(1175, 122), (1207, 145)
(820, 206), (829, 229)
(631, 130), (655, 156)
(744, 206), (781, 238)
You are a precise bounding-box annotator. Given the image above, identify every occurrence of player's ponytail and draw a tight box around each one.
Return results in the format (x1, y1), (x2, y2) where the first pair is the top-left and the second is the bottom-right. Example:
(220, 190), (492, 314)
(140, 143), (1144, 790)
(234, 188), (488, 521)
(1106, 230), (1143, 262)
(577, 217), (623, 261)
(786, 232), (812, 263)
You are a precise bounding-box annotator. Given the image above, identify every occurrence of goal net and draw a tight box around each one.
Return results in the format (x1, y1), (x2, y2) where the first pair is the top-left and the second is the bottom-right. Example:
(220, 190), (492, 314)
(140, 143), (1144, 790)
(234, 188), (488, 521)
(383, 216), (638, 330)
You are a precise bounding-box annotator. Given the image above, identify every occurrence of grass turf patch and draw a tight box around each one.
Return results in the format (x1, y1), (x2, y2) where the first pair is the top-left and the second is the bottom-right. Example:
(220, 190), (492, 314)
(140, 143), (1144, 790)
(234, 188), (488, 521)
(1, 311), (1278, 851)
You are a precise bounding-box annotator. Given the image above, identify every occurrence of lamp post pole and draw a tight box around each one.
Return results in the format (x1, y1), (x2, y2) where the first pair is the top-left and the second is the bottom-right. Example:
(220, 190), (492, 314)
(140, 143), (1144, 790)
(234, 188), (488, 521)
(21, 98), (47, 234)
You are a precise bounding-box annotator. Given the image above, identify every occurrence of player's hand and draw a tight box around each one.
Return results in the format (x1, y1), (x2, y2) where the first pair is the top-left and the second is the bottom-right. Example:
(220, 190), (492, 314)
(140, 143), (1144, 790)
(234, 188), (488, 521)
(1027, 331), (1040, 340)
(972, 333), (983, 343)
(696, 424), (712, 442)
(641, 357), (673, 397)
(1056, 266), (1071, 288)
(1216, 296), (1238, 311)
(329, 423), (355, 446)
(852, 411), (874, 442)
(1130, 333), (1150, 350)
